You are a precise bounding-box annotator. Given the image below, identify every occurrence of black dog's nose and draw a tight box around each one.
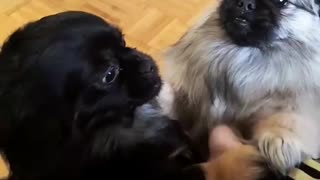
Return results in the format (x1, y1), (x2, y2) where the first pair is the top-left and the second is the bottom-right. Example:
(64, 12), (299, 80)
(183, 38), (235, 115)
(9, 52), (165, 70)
(138, 60), (156, 74)
(237, 0), (255, 12)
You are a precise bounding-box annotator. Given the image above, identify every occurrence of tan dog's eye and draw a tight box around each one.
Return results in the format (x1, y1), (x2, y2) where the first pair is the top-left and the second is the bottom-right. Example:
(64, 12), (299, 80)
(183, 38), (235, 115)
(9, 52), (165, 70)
(102, 66), (119, 84)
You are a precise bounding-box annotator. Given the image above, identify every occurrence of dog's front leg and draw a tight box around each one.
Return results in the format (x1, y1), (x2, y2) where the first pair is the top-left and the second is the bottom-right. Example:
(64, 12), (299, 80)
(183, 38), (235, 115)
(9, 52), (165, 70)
(253, 112), (320, 174)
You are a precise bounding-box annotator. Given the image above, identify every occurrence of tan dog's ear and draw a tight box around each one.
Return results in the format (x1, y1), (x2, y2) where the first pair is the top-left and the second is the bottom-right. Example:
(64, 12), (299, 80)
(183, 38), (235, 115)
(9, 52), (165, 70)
(200, 145), (275, 180)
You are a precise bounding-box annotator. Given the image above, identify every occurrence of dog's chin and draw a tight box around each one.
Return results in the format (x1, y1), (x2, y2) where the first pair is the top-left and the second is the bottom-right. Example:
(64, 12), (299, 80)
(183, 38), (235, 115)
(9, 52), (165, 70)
(134, 83), (162, 105)
(221, 13), (276, 47)
(224, 19), (254, 46)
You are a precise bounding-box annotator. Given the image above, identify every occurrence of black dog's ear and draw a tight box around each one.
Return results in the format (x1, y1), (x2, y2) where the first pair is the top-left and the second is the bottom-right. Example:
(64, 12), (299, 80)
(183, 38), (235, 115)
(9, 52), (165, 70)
(0, 115), (10, 149)
(0, 89), (11, 149)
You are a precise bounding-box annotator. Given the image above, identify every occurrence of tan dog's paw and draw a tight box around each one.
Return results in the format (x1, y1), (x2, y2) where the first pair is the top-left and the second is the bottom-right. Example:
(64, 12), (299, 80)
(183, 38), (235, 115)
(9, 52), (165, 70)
(254, 113), (305, 174)
(257, 130), (302, 174)
(201, 145), (277, 180)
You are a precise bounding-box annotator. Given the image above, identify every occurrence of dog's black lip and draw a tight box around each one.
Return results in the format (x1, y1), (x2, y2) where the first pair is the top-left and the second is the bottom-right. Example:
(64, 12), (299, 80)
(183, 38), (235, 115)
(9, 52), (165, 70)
(233, 17), (249, 26)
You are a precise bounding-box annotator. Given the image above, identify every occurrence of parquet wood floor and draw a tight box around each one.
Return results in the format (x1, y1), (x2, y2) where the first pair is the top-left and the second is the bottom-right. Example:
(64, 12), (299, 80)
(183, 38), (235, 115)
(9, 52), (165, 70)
(0, 0), (217, 178)
(0, 0), (217, 67)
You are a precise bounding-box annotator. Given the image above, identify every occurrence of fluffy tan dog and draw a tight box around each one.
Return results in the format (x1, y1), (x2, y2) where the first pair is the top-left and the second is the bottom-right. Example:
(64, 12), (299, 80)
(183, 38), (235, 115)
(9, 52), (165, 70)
(161, 0), (320, 174)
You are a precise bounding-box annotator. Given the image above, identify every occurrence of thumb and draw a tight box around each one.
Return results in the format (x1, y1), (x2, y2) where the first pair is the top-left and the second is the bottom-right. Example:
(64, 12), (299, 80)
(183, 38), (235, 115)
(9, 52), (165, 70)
(209, 125), (243, 159)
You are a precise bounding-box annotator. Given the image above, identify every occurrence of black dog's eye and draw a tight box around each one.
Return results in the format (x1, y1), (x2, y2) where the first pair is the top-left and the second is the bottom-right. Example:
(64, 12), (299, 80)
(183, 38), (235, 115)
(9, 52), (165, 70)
(274, 0), (288, 8)
(102, 66), (119, 84)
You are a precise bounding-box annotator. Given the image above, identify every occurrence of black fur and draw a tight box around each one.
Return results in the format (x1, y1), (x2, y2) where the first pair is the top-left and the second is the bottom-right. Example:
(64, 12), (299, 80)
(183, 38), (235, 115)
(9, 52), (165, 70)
(219, 0), (285, 46)
(0, 11), (204, 180)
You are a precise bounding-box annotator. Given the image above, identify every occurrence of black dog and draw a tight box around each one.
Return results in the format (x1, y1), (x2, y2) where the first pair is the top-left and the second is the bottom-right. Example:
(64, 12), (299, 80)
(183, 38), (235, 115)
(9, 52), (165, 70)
(0, 11), (204, 180)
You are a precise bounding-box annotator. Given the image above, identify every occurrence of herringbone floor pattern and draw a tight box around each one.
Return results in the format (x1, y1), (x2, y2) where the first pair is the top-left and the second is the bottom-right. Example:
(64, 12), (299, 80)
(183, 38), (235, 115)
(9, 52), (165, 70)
(0, 0), (217, 178)
(0, 0), (217, 67)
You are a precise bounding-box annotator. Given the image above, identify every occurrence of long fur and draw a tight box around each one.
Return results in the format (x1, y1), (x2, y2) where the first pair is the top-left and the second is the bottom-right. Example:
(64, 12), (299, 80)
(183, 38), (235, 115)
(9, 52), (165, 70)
(163, 0), (320, 173)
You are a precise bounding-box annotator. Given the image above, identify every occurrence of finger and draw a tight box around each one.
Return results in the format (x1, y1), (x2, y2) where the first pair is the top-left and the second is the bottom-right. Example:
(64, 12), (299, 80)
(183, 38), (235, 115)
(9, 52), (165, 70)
(201, 145), (268, 180)
(209, 125), (243, 159)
